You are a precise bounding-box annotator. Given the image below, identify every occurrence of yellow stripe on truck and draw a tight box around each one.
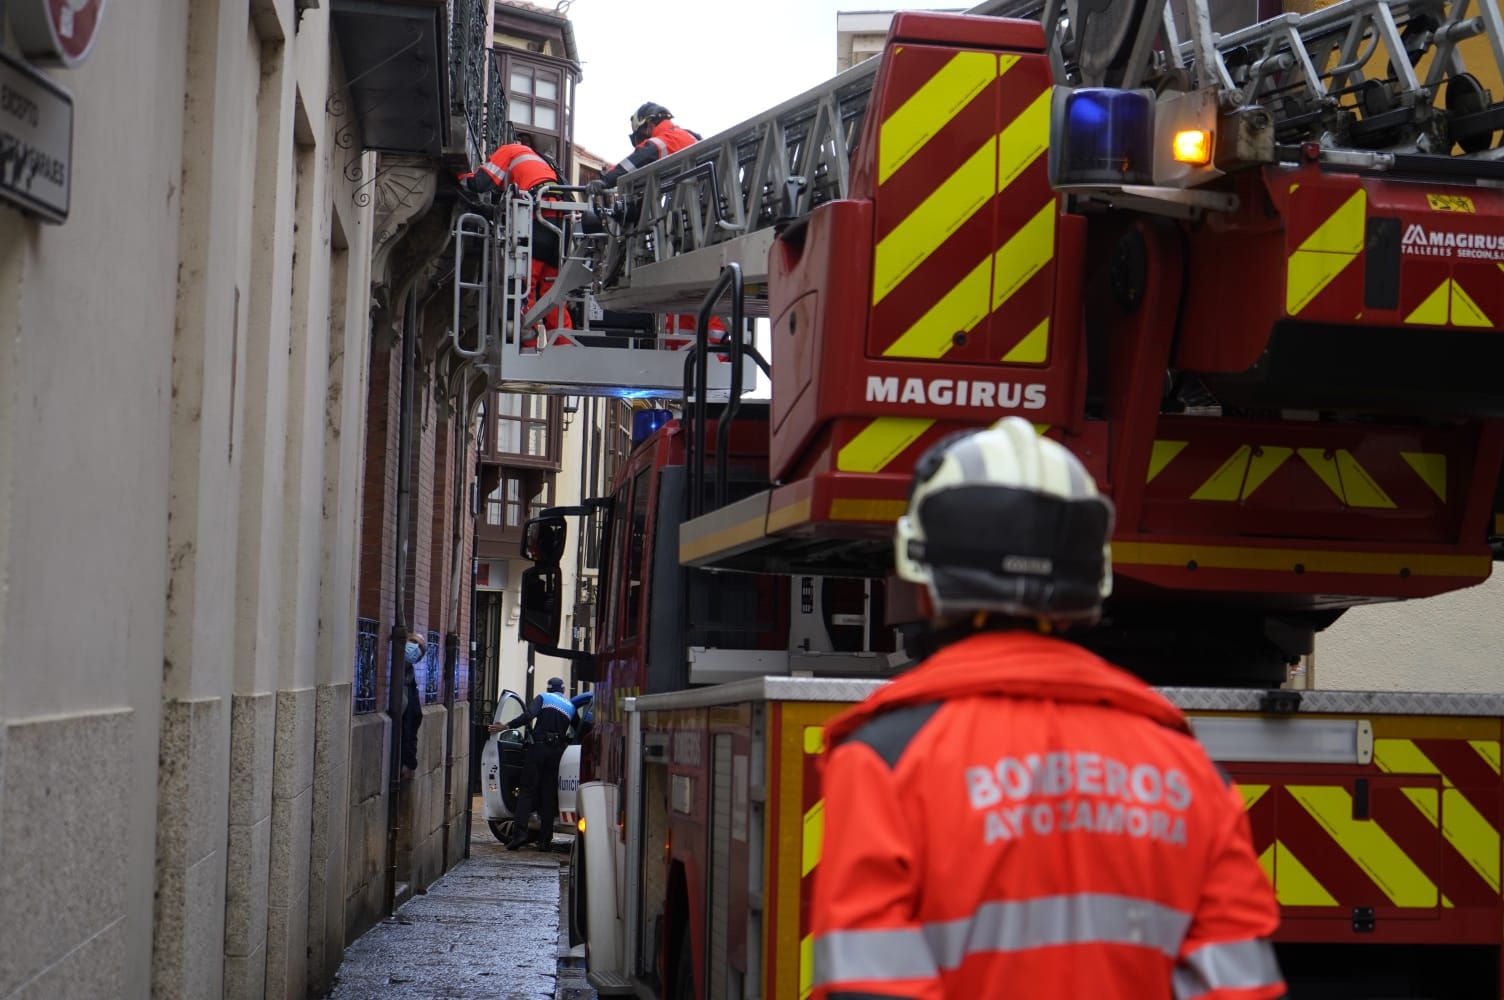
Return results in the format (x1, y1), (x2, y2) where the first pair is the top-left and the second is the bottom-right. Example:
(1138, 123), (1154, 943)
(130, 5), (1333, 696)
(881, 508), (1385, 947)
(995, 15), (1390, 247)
(1286, 189), (1366, 315)
(878, 51), (1007, 184)
(837, 417), (935, 474)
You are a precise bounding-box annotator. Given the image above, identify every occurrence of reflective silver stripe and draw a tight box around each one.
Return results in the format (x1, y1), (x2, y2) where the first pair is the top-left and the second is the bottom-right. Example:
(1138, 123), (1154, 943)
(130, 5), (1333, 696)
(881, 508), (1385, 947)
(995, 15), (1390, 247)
(811, 928), (938, 987)
(924, 894), (1193, 969)
(616, 157), (639, 175)
(480, 162), (506, 180)
(1173, 938), (1282, 999)
(648, 136), (669, 157)
(497, 153), (548, 186)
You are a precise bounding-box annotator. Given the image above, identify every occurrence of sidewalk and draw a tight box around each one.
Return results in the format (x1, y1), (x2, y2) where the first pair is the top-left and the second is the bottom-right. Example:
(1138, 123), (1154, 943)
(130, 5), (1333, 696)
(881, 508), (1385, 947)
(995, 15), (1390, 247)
(326, 801), (595, 999)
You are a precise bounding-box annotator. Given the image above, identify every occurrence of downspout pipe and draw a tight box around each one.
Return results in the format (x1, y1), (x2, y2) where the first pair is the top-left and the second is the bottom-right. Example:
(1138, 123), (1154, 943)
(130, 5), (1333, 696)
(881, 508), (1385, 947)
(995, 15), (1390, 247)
(383, 285), (420, 917)
(441, 371), (483, 865)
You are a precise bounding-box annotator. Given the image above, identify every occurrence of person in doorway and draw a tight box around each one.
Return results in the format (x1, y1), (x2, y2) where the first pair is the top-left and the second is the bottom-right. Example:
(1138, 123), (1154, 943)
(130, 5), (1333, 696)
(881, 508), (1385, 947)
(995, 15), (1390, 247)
(810, 417), (1284, 1000)
(458, 131), (571, 338)
(400, 630), (427, 782)
(495, 675), (576, 850)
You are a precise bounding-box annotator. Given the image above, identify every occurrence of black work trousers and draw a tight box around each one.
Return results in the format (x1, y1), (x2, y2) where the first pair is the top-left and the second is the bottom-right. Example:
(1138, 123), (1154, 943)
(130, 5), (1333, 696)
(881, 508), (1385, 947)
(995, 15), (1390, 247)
(513, 739), (565, 844)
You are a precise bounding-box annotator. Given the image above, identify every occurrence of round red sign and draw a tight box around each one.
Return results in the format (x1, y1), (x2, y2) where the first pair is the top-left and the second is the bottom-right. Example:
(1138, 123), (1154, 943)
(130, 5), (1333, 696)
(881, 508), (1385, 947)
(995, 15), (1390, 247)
(12, 0), (107, 68)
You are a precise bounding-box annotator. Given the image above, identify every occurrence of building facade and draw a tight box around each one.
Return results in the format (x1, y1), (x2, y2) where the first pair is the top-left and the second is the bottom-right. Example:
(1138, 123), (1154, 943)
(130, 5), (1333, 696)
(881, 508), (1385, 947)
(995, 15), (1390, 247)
(0, 1), (387, 996)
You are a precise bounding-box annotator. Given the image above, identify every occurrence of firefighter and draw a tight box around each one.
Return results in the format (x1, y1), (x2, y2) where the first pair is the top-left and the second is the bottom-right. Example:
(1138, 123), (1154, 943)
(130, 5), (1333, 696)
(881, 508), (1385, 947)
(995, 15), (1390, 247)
(810, 417), (1285, 1000)
(501, 676), (576, 850)
(586, 102), (701, 193)
(458, 132), (571, 336)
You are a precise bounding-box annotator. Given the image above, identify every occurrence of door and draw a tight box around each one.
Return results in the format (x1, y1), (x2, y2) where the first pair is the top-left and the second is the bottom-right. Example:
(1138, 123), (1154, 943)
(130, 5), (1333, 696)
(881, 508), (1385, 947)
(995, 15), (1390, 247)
(482, 690), (530, 821)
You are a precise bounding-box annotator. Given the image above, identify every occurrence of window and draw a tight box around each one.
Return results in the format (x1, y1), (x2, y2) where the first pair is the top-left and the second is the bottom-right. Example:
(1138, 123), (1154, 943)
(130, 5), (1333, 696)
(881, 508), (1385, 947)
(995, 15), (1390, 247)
(623, 469), (651, 639)
(602, 400), (635, 488)
(486, 469), (554, 529)
(508, 60), (562, 135)
(490, 391), (561, 468)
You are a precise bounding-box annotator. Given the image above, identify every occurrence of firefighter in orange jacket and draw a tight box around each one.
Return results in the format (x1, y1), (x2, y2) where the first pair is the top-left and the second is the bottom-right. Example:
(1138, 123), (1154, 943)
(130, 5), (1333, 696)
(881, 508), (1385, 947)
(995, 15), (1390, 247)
(459, 134), (571, 336)
(811, 417), (1284, 1000)
(587, 102), (701, 193)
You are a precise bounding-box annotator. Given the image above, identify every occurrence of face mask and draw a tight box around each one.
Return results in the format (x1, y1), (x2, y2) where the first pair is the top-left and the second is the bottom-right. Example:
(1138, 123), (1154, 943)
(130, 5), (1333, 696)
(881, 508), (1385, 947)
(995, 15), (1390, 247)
(404, 641), (422, 664)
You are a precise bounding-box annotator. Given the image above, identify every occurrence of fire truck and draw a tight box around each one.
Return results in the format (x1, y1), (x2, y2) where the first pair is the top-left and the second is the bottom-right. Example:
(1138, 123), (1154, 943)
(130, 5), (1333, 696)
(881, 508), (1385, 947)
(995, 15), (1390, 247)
(451, 0), (1504, 995)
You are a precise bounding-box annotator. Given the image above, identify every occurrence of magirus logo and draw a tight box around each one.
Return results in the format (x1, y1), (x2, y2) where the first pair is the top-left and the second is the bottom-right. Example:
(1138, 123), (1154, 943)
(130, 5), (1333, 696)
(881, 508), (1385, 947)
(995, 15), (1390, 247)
(1402, 223), (1504, 260)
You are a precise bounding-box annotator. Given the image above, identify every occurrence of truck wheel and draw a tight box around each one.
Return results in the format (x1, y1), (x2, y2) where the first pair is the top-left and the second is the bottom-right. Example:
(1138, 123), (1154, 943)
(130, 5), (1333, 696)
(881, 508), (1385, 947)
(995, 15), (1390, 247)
(487, 819), (513, 843)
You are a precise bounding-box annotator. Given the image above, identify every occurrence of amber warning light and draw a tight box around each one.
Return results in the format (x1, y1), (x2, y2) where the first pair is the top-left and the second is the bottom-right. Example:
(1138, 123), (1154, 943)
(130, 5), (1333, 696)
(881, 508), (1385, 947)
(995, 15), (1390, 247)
(1172, 128), (1212, 166)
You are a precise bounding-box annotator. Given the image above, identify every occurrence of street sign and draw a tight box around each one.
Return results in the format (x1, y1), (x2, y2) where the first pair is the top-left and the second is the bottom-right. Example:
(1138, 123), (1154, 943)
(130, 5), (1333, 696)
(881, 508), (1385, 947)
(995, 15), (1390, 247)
(0, 51), (73, 224)
(11, 0), (108, 68)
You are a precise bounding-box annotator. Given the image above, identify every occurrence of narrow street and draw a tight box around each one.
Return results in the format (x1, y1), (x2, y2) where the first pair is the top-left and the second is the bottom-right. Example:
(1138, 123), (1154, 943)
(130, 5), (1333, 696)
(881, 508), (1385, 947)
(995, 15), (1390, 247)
(326, 801), (594, 1000)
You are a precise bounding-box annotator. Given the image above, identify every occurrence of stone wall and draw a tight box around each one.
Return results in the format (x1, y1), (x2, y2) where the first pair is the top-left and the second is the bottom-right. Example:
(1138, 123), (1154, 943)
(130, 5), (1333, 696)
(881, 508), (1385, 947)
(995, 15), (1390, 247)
(344, 714), (391, 944)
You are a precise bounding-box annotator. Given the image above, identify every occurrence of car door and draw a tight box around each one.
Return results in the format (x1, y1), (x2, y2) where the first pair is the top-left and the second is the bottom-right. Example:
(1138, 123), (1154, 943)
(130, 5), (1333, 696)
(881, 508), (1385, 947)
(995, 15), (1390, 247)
(481, 690), (529, 821)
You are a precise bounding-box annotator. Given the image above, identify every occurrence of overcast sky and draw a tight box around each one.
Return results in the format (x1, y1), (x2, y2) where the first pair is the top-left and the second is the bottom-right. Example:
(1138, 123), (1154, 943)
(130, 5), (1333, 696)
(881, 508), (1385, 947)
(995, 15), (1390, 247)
(563, 0), (962, 161)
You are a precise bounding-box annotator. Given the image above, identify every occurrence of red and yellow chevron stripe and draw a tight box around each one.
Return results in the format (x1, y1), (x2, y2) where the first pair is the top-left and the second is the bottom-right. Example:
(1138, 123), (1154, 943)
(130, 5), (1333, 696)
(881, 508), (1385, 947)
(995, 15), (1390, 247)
(868, 45), (1056, 367)
(1235, 726), (1502, 934)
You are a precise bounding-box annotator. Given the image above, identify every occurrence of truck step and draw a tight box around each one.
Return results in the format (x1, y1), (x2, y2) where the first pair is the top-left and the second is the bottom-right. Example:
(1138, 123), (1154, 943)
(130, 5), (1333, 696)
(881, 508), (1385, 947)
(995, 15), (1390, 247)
(587, 971), (638, 995)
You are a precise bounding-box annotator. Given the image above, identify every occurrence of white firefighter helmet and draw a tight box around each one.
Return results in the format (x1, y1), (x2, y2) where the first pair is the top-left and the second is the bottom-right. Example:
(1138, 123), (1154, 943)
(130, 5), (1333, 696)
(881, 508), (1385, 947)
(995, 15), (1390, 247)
(894, 416), (1114, 623)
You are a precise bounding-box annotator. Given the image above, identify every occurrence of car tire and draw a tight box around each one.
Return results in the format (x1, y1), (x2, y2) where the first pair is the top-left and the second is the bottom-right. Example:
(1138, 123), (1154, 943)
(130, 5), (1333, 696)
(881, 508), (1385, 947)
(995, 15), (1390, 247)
(488, 819), (514, 843)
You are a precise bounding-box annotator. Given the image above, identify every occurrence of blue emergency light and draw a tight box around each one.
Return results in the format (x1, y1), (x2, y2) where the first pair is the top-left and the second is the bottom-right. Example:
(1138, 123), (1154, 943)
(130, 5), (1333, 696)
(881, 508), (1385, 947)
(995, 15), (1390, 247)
(632, 408), (673, 445)
(1056, 88), (1154, 186)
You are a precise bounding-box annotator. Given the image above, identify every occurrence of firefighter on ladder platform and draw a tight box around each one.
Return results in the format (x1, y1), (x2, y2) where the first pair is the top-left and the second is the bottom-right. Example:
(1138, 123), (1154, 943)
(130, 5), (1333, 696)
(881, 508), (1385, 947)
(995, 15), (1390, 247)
(810, 418), (1285, 1000)
(459, 131), (571, 341)
(587, 103), (723, 348)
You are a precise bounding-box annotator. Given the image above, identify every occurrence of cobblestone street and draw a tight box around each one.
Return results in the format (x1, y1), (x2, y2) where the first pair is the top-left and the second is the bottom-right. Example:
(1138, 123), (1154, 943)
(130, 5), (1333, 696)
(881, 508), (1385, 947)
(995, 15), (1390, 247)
(326, 802), (593, 1000)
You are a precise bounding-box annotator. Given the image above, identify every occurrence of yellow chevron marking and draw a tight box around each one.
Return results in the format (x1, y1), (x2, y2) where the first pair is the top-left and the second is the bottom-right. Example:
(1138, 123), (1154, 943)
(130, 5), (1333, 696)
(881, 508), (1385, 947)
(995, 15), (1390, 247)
(882, 256), (991, 358)
(1445, 788), (1501, 892)
(1378, 739), (1502, 900)
(1146, 440), (1188, 483)
(992, 201), (1055, 311)
(1298, 448), (1396, 509)
(874, 139), (996, 304)
(837, 417), (935, 473)
(879, 51), (1002, 184)
(1239, 784), (1270, 809)
(1258, 843), (1275, 884)
(1192, 446), (1292, 501)
(803, 726), (825, 755)
(802, 800), (823, 877)
(1192, 445), (1252, 501)
(1001, 317), (1050, 363)
(1470, 740), (1501, 773)
(1286, 190), (1366, 314)
(1400, 452), (1448, 502)
(1445, 895), (1455, 908)
(800, 934), (814, 999)
(1406, 278), (1452, 326)
(1290, 784), (1438, 907)
(1406, 278), (1495, 328)
(995, 88), (1051, 193)
(1450, 280), (1493, 328)
(1375, 738), (1447, 780)
(1403, 786), (1440, 825)
(1273, 840), (1340, 907)
(1033, 424), (1051, 436)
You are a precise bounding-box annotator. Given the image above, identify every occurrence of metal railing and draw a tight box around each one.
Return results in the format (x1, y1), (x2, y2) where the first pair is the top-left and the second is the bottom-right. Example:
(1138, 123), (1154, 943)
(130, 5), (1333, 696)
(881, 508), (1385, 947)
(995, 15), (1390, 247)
(451, 0), (506, 165)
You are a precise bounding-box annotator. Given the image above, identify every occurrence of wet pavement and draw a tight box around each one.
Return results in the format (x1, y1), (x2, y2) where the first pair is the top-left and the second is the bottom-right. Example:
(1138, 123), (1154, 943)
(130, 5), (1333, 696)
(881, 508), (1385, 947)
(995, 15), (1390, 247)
(327, 800), (595, 999)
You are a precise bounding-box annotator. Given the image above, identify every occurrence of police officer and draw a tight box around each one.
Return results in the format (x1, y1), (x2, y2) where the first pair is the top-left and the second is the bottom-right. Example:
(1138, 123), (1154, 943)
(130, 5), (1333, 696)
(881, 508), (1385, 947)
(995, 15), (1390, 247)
(505, 676), (576, 850)
(810, 417), (1284, 999)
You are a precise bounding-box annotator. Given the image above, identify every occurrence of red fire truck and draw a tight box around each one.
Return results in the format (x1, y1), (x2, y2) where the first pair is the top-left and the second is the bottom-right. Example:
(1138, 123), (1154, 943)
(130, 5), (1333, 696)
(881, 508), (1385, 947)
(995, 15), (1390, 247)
(487, 0), (1504, 996)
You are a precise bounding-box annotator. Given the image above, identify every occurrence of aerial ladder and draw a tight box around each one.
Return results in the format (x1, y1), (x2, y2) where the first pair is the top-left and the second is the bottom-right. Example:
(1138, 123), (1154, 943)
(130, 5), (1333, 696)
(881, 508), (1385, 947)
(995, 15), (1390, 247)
(487, 1), (1504, 996)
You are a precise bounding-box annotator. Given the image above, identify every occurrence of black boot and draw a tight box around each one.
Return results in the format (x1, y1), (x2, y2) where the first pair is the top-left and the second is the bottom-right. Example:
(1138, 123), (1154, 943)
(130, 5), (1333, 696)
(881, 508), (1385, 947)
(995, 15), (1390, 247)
(506, 828), (529, 851)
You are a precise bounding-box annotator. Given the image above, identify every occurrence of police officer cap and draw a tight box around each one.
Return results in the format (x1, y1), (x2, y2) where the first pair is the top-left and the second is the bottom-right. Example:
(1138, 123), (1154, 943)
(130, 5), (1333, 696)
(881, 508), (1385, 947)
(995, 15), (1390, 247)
(547, 676), (565, 692)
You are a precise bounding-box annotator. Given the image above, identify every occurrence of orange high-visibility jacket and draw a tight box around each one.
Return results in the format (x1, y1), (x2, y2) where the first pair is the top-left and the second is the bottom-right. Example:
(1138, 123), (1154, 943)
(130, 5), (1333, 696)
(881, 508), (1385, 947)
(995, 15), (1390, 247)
(811, 631), (1284, 1000)
(639, 118), (698, 159)
(474, 143), (557, 194)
